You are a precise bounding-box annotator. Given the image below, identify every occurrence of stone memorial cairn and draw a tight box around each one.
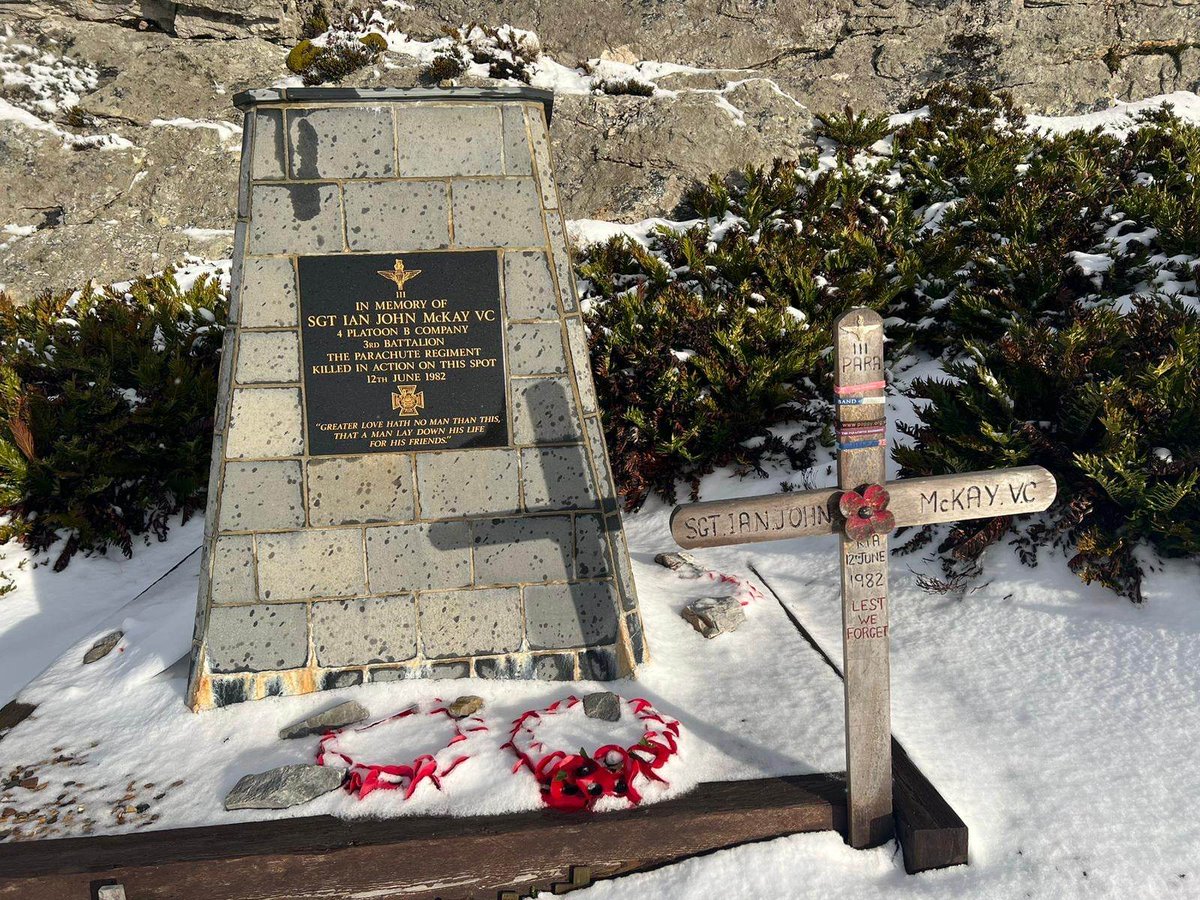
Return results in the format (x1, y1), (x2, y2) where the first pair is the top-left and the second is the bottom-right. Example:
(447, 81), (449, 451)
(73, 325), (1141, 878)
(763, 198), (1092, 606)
(671, 308), (1057, 848)
(187, 87), (645, 711)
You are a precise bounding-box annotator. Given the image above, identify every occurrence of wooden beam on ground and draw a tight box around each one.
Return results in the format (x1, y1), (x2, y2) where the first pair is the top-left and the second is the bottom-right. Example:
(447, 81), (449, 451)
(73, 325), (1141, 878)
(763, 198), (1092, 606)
(0, 774), (846, 900)
(891, 740), (969, 874)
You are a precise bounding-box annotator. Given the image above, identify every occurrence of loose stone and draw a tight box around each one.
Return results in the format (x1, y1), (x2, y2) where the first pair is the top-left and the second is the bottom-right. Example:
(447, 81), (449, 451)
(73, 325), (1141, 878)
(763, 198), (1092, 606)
(279, 700), (369, 739)
(224, 764), (346, 810)
(447, 695), (484, 719)
(681, 596), (746, 639)
(83, 631), (123, 665)
(654, 552), (705, 578)
(582, 691), (621, 722)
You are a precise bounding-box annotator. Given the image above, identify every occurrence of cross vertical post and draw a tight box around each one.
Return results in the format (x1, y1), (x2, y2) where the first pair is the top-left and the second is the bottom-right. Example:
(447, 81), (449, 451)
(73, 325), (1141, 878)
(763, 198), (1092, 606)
(833, 308), (893, 848)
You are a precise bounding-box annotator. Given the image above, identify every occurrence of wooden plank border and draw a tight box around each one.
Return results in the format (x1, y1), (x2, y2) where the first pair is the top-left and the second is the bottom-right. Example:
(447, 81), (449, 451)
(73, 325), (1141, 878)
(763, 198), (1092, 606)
(0, 775), (845, 900)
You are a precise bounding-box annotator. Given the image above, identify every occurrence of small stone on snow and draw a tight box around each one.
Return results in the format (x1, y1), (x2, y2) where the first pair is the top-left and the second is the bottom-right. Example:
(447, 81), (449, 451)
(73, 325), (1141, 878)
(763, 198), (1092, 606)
(279, 700), (369, 739)
(447, 695), (484, 719)
(83, 631), (123, 665)
(654, 551), (705, 578)
(682, 596), (746, 639)
(224, 765), (346, 810)
(583, 691), (622, 722)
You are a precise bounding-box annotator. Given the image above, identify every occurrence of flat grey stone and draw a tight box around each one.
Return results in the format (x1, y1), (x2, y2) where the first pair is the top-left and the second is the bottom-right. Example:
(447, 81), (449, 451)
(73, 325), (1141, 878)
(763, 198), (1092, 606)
(225, 387), (304, 459)
(239, 256), (298, 328)
(574, 514), (611, 579)
(583, 691), (621, 722)
(447, 695), (484, 719)
(532, 653), (577, 680)
(250, 108), (285, 181)
(504, 250), (559, 320)
(654, 551), (705, 578)
(257, 529), (366, 601)
(502, 104), (533, 176)
(579, 647), (619, 681)
(521, 445), (597, 512)
(206, 603), (309, 672)
(366, 522), (471, 593)
(322, 670), (363, 690)
(83, 631), (123, 665)
(234, 330), (300, 384)
(473, 516), (573, 585)
(430, 660), (472, 679)
(344, 180), (449, 252)
(682, 596), (746, 639)
(626, 610), (647, 665)
(525, 582), (620, 650)
(415, 449), (519, 518)
(419, 588), (523, 659)
(608, 522), (640, 611)
(584, 416), (616, 500)
(507, 321), (567, 375)
(217, 460), (304, 531)
(564, 317), (597, 413)
(279, 700), (369, 739)
(248, 184), (343, 255)
(96, 886), (127, 900)
(512, 377), (581, 445)
(312, 596), (418, 667)
(452, 178), (544, 248)
(307, 455), (414, 526)
(396, 105), (503, 177)
(288, 106), (394, 180)
(526, 105), (559, 209)
(224, 764), (346, 810)
(209, 535), (256, 604)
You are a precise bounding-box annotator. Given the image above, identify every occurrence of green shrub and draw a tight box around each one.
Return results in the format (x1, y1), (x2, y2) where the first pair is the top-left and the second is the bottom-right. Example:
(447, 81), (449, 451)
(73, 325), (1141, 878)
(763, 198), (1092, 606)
(599, 78), (654, 97)
(420, 52), (466, 84)
(0, 272), (227, 570)
(285, 32), (384, 85)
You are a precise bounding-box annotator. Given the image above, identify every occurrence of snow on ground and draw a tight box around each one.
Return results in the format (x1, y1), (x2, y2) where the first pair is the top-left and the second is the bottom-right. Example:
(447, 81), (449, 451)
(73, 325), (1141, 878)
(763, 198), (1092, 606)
(1027, 90), (1200, 135)
(0, 509), (846, 837)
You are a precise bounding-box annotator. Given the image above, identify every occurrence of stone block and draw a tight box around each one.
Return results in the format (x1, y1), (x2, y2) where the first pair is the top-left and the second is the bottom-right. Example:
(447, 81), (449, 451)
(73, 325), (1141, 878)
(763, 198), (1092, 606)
(312, 596), (418, 667)
(248, 184), (343, 255)
(257, 529), (366, 601)
(501, 105), (533, 176)
(430, 661), (471, 679)
(504, 250), (559, 320)
(288, 106), (394, 180)
(532, 652), (577, 680)
(307, 455), (414, 525)
(251, 108), (286, 180)
(583, 690), (621, 721)
(607, 520), (639, 612)
(579, 646), (619, 681)
(563, 317), (597, 413)
(521, 446), (597, 511)
(524, 582), (619, 650)
(473, 515), (573, 584)
(474, 654), (533, 679)
(544, 211), (578, 312)
(235, 330), (300, 384)
(415, 449), (519, 518)
(452, 178), (544, 248)
(396, 105), (503, 176)
(206, 603), (309, 672)
(512, 376), (581, 445)
(507, 321), (567, 375)
(225, 388), (304, 458)
(218, 460), (305, 531)
(625, 610), (647, 664)
(279, 700), (368, 739)
(573, 514), (610, 579)
(584, 416), (616, 499)
(344, 180), (449, 252)
(225, 765), (346, 810)
(682, 596), (746, 638)
(369, 663), (423, 682)
(366, 522), (471, 592)
(239, 256), (298, 328)
(322, 670), (363, 690)
(209, 534), (257, 604)
(419, 588), (523, 659)
(525, 106), (558, 209)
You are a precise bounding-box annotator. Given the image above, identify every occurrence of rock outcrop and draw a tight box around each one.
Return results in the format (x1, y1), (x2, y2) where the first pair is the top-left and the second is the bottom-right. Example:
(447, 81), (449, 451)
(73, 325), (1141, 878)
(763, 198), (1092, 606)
(0, 1), (1196, 298)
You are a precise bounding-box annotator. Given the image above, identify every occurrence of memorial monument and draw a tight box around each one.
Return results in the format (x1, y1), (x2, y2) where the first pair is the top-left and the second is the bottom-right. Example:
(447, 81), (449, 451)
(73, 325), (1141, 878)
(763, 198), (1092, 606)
(187, 86), (645, 710)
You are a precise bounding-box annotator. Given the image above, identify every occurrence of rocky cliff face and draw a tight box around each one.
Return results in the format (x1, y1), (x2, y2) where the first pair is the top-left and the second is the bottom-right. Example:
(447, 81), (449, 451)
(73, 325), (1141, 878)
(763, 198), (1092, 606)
(0, 0), (1196, 298)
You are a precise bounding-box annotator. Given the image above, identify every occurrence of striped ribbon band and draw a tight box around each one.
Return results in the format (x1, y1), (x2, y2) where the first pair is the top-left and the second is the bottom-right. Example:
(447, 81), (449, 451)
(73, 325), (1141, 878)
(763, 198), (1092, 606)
(838, 438), (888, 450)
(833, 380), (886, 396)
(837, 421), (886, 436)
(836, 395), (886, 406)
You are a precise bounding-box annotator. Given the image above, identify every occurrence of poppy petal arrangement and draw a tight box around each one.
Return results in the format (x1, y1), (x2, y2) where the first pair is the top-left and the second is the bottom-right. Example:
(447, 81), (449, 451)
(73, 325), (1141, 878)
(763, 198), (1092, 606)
(839, 483), (896, 542)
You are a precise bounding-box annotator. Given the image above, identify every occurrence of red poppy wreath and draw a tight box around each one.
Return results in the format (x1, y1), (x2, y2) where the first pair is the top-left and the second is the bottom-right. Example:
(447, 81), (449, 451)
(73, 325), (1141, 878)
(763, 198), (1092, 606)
(502, 695), (682, 812)
(317, 701), (488, 800)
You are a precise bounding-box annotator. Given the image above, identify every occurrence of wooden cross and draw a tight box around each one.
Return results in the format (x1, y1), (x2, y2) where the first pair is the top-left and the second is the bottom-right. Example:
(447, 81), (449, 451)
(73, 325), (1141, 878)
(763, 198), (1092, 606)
(669, 308), (1057, 849)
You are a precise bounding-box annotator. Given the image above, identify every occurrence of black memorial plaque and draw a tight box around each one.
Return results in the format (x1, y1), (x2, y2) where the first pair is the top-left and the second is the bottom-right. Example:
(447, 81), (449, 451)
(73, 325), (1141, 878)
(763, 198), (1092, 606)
(297, 251), (507, 455)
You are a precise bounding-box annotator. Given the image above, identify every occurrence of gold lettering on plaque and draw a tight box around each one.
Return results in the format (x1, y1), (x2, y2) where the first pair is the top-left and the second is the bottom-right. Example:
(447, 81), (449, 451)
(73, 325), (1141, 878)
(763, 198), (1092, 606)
(391, 384), (425, 416)
(377, 259), (422, 297)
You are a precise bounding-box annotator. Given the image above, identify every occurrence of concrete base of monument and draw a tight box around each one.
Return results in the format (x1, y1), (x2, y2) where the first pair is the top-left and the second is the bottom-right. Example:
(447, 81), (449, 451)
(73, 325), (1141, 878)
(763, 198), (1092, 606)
(0, 760), (965, 899)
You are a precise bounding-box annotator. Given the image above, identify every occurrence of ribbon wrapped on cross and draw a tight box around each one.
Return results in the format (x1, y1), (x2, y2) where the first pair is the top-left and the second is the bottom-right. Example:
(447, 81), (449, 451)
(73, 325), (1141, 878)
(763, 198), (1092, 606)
(670, 308), (1057, 849)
